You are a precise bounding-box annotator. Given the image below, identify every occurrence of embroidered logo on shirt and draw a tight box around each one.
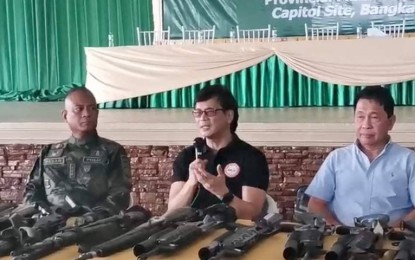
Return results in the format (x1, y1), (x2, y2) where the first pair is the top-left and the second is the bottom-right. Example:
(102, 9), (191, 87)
(224, 163), (240, 178)
(83, 164), (91, 173)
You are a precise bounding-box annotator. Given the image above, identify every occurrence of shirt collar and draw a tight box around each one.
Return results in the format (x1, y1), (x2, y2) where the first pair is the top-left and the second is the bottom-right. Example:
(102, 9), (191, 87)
(215, 134), (242, 153)
(68, 132), (99, 145)
(354, 136), (392, 157)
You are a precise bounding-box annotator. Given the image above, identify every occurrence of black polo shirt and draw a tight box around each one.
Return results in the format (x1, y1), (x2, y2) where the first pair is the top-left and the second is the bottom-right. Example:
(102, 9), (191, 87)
(172, 135), (269, 209)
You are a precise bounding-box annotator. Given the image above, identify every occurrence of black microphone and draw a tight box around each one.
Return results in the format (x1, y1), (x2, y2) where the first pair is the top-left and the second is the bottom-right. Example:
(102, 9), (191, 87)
(193, 137), (205, 159)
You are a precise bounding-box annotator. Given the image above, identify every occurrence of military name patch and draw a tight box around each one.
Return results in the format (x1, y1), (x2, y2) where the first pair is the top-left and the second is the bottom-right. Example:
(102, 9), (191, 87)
(224, 163), (240, 178)
(83, 157), (107, 164)
(44, 157), (65, 165)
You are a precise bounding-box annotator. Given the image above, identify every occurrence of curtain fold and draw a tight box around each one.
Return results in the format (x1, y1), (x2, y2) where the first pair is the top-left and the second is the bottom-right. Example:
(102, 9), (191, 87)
(87, 39), (415, 104)
(0, 0), (153, 101)
(99, 56), (415, 109)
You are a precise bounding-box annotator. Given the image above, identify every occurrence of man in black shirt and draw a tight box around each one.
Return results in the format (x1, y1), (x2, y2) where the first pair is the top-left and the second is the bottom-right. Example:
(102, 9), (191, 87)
(167, 85), (269, 220)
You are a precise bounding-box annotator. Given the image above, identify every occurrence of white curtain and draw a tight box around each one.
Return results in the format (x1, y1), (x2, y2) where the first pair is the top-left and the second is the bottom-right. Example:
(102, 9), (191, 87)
(85, 38), (415, 103)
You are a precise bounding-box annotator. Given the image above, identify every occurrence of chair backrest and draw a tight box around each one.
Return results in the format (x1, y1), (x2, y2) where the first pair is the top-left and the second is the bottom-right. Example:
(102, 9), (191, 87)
(236, 24), (272, 43)
(136, 27), (171, 46)
(181, 26), (216, 44)
(128, 192), (138, 208)
(371, 20), (405, 38)
(294, 185), (310, 216)
(264, 193), (280, 214)
(304, 23), (339, 40)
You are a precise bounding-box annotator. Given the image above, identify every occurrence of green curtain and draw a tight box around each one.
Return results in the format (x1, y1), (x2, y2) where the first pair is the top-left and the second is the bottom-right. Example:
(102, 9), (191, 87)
(0, 0), (153, 101)
(99, 56), (415, 108)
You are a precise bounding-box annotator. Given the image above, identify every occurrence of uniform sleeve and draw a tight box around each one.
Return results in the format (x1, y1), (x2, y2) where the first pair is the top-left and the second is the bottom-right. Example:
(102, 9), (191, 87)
(305, 151), (336, 202)
(92, 145), (132, 214)
(171, 149), (192, 183)
(23, 148), (48, 205)
(242, 150), (269, 191)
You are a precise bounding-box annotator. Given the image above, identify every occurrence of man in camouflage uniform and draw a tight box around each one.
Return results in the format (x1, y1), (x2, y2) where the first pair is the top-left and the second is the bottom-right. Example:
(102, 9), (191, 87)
(24, 87), (132, 221)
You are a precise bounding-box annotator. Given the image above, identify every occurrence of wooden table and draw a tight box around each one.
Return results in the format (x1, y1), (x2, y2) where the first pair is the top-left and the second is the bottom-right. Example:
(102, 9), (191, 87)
(0, 225), (399, 260)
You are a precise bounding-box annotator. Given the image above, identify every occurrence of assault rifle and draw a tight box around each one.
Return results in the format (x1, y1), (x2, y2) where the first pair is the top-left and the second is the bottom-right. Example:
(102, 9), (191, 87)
(10, 205), (151, 260)
(325, 214), (389, 260)
(198, 212), (284, 260)
(133, 204), (236, 260)
(0, 203), (58, 256)
(0, 199), (97, 256)
(283, 213), (331, 260)
(75, 205), (215, 260)
(382, 219), (415, 260)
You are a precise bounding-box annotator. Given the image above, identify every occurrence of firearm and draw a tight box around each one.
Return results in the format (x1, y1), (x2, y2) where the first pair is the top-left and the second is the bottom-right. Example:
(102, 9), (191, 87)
(0, 203), (18, 212)
(283, 213), (331, 260)
(2, 212), (66, 256)
(75, 206), (204, 260)
(0, 204), (38, 232)
(0, 203), (46, 256)
(399, 219), (415, 235)
(0, 202), (18, 229)
(390, 238), (415, 260)
(325, 230), (379, 260)
(0, 213), (32, 256)
(133, 204), (236, 260)
(10, 205), (151, 260)
(198, 212), (284, 260)
(386, 228), (415, 260)
(325, 215), (388, 260)
(0, 202), (76, 256)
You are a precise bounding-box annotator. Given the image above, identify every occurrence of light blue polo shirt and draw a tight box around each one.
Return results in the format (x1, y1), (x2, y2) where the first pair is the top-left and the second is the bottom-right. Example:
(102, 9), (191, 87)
(305, 141), (415, 226)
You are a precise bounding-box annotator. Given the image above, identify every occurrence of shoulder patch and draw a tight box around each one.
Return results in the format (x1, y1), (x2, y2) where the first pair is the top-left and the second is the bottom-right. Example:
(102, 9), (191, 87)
(51, 142), (67, 150)
(47, 142), (67, 157)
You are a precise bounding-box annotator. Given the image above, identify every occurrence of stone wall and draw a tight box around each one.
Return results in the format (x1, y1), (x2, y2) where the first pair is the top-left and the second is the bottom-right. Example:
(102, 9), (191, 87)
(0, 144), (336, 220)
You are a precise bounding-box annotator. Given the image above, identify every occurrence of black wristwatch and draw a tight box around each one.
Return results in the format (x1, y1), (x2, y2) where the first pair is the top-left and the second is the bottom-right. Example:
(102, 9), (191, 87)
(221, 192), (235, 205)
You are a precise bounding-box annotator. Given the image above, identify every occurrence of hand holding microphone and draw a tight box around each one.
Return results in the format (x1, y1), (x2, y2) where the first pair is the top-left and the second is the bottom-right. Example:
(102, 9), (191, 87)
(191, 138), (228, 198)
(188, 138), (207, 186)
(194, 137), (205, 160)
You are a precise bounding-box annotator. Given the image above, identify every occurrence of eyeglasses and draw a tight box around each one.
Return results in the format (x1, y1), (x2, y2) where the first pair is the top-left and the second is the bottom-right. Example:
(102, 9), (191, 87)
(192, 108), (225, 118)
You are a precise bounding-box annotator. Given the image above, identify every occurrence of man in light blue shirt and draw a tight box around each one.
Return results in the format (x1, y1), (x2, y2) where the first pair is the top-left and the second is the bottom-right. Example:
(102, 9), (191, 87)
(306, 86), (415, 227)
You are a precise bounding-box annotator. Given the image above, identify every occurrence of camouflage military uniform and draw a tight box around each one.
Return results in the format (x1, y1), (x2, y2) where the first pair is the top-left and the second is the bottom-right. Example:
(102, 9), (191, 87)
(24, 134), (132, 216)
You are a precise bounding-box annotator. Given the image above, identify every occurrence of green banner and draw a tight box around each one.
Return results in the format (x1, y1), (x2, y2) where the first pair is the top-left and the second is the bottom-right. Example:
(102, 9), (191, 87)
(164, 0), (415, 37)
(163, 0), (237, 38)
